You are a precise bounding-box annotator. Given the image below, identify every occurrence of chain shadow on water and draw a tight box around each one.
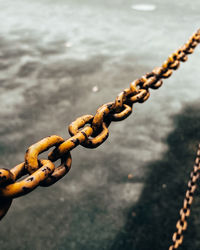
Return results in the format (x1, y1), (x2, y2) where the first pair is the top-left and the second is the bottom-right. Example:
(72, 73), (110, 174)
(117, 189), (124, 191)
(110, 101), (200, 250)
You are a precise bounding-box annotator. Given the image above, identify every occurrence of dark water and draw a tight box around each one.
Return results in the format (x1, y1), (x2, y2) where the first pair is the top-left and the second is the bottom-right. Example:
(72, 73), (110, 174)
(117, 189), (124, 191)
(0, 0), (200, 249)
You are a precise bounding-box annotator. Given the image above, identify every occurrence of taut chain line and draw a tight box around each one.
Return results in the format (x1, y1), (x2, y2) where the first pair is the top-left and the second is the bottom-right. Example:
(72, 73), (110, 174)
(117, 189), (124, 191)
(0, 29), (200, 249)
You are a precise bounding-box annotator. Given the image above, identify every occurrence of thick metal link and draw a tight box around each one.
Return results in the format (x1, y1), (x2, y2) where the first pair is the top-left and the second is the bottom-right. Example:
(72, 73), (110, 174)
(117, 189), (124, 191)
(0, 29), (200, 222)
(40, 153), (72, 187)
(69, 114), (110, 148)
(0, 160), (55, 198)
(25, 135), (65, 174)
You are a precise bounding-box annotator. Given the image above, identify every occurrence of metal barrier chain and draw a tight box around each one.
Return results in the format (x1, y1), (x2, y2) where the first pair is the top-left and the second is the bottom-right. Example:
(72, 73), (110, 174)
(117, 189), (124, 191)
(169, 145), (200, 250)
(0, 29), (200, 221)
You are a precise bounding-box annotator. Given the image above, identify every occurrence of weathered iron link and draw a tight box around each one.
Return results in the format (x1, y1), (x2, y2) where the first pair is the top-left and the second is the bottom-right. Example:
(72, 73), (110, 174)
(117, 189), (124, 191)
(0, 29), (199, 225)
(169, 145), (200, 250)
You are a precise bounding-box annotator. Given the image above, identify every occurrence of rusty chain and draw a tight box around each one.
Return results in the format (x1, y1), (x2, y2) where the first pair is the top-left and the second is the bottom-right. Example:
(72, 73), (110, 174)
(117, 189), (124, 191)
(169, 145), (200, 250)
(0, 29), (200, 248)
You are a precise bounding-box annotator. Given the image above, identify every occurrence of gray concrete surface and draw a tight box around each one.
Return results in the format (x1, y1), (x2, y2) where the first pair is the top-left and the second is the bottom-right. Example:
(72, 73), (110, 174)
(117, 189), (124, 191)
(0, 0), (200, 249)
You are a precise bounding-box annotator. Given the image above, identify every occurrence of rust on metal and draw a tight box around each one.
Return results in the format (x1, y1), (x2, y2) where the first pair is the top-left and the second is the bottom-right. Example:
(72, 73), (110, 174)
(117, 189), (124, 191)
(169, 145), (200, 250)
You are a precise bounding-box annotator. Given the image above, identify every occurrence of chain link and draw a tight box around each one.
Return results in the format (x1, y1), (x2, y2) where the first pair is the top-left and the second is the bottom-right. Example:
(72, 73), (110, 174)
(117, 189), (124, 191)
(0, 29), (200, 232)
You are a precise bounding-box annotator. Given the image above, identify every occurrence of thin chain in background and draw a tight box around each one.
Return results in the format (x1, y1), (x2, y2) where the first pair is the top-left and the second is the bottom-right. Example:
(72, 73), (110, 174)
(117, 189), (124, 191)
(169, 145), (200, 249)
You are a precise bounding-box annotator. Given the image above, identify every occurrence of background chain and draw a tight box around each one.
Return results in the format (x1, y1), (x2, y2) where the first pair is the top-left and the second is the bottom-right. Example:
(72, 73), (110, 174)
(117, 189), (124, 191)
(169, 145), (200, 250)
